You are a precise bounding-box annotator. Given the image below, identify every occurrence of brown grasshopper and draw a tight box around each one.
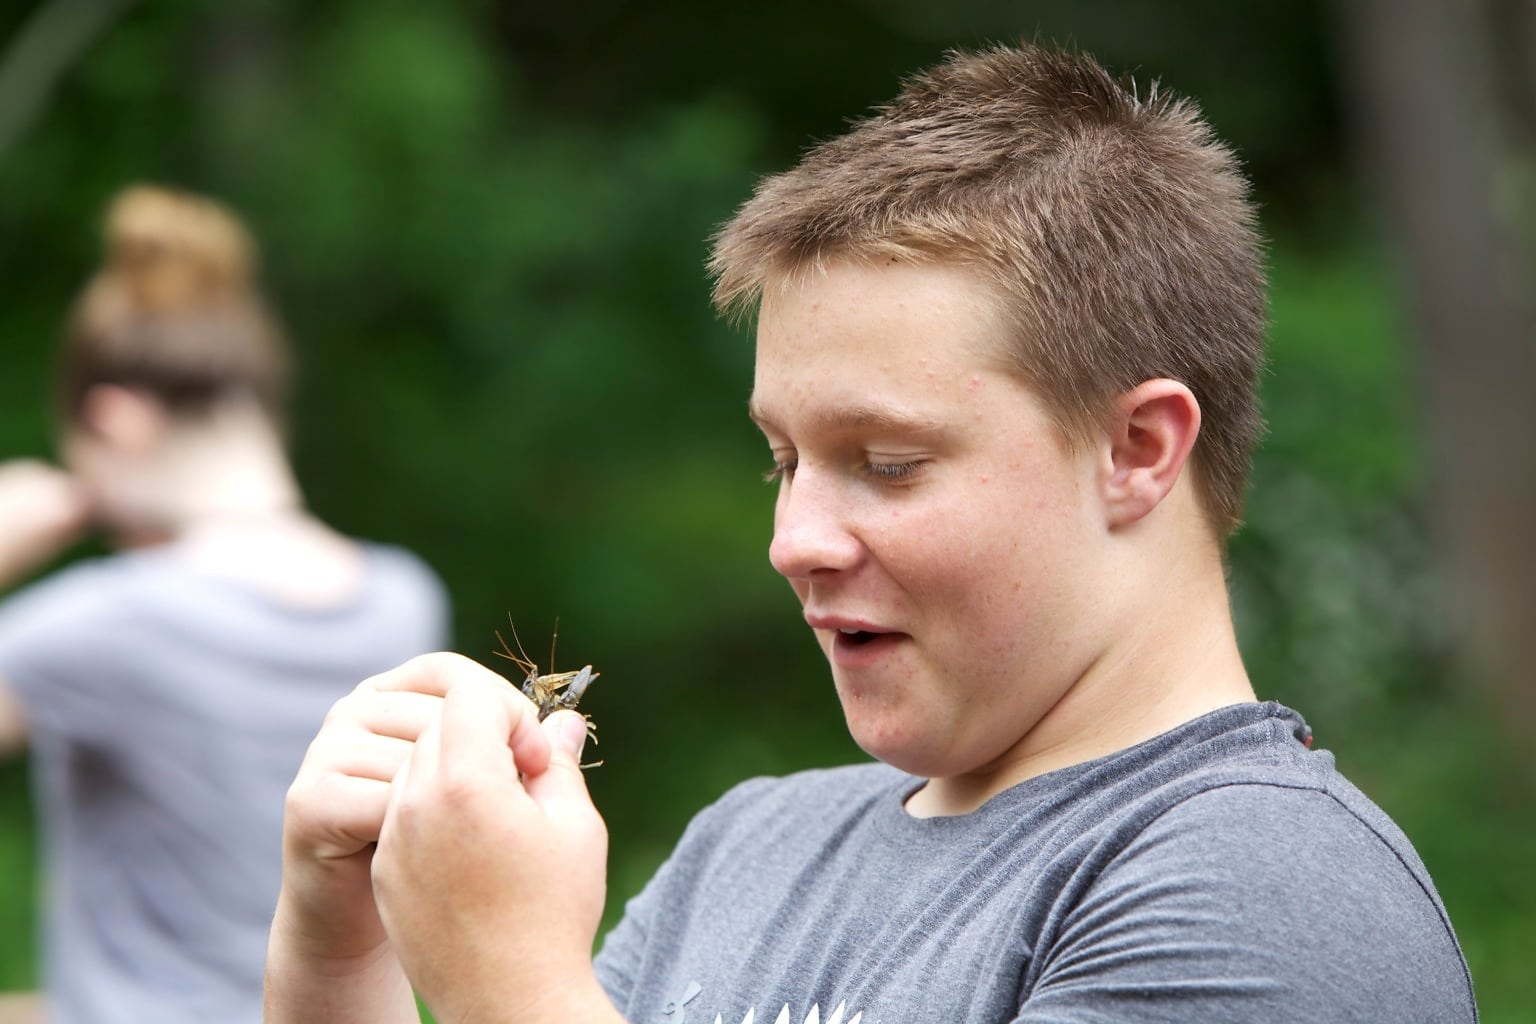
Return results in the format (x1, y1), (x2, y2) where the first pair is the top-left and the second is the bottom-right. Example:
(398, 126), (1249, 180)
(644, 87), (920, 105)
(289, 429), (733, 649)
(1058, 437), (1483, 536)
(493, 618), (601, 765)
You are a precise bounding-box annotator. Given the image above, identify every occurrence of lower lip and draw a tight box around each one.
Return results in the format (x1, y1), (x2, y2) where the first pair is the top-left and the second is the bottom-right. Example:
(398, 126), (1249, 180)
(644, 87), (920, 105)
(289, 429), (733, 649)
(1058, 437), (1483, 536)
(830, 631), (905, 668)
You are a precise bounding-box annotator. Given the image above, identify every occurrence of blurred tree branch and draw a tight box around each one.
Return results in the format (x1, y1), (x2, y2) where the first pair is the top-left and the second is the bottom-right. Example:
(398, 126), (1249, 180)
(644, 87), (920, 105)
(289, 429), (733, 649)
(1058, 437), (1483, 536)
(0, 0), (139, 169)
(1333, 0), (1536, 726)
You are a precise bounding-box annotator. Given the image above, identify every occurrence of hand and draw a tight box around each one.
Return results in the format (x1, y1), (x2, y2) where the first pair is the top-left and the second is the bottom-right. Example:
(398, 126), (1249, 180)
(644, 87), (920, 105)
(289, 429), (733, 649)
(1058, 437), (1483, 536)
(271, 654), (553, 961)
(372, 659), (609, 1022)
(270, 654), (559, 1022)
(0, 460), (89, 587)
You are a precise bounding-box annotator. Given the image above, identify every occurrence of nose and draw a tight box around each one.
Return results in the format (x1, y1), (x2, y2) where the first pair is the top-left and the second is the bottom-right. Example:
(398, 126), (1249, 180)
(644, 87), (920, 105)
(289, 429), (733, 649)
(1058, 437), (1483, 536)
(768, 469), (863, 580)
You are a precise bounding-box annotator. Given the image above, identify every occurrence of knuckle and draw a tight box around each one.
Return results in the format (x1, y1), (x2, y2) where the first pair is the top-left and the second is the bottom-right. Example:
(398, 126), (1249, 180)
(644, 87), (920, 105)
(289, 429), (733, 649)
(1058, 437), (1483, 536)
(322, 692), (361, 726)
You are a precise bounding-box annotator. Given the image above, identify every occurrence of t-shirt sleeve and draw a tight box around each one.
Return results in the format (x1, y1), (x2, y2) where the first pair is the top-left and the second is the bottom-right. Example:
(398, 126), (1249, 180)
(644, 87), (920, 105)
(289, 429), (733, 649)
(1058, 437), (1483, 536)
(0, 563), (131, 745)
(1014, 783), (1476, 1024)
(593, 775), (784, 1013)
(593, 871), (651, 1008)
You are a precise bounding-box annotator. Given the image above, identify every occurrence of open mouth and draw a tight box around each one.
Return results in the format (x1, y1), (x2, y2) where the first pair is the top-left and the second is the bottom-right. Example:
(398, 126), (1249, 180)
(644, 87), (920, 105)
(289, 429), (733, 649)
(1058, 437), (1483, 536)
(824, 624), (903, 666)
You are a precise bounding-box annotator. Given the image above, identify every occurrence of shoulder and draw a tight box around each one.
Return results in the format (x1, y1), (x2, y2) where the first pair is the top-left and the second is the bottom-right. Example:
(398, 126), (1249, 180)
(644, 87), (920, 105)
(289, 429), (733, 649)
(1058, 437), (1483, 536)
(1144, 764), (1436, 880)
(1122, 778), (1455, 927)
(353, 541), (450, 612)
(1016, 704), (1475, 1021)
(0, 555), (166, 718)
(1107, 709), (1467, 970)
(1055, 765), (1475, 1021)
(1104, 709), (1451, 920)
(0, 555), (143, 645)
(356, 541), (445, 587)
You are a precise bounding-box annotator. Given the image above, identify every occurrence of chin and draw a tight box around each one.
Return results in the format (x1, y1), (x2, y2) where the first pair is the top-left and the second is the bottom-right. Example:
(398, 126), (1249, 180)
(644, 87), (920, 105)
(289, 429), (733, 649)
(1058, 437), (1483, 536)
(842, 712), (945, 778)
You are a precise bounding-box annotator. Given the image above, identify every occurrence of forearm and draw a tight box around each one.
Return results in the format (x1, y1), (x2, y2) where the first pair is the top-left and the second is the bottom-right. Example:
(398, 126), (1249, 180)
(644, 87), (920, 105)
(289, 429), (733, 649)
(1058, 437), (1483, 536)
(263, 890), (419, 1024)
(0, 460), (89, 591)
(0, 540), (58, 592)
(0, 682), (27, 757)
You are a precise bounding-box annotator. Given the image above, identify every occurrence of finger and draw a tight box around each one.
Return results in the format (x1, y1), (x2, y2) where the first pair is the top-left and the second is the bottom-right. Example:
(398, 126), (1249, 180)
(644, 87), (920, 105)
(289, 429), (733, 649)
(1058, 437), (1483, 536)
(338, 689), (445, 743)
(524, 711), (599, 823)
(361, 654), (551, 774)
(435, 677), (545, 787)
(380, 709), (435, 838)
(365, 651), (518, 699)
(288, 774), (395, 858)
(394, 699), (442, 796)
(322, 731), (417, 784)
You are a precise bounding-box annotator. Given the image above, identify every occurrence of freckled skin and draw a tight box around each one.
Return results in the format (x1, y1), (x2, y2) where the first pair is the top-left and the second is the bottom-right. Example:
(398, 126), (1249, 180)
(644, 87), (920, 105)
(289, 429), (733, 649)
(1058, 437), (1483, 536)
(752, 261), (1110, 785)
(752, 261), (1254, 815)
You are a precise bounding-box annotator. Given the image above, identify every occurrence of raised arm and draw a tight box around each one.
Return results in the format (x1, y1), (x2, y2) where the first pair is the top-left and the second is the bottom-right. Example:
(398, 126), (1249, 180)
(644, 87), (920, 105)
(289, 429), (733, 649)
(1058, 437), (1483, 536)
(0, 460), (88, 591)
(0, 459), (90, 755)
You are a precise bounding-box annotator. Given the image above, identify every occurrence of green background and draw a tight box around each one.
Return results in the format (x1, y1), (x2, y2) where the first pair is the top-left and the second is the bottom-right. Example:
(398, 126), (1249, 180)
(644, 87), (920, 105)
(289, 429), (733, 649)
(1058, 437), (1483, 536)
(1, 1), (1530, 1020)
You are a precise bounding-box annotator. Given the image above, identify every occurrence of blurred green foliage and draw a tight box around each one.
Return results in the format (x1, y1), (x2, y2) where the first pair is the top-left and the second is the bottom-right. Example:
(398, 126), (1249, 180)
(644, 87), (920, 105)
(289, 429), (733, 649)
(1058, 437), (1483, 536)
(1, 1), (1531, 1019)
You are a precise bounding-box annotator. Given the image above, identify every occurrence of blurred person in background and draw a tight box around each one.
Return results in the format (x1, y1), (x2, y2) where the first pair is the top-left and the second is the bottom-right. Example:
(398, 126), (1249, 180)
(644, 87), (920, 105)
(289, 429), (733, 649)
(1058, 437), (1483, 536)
(0, 185), (450, 1024)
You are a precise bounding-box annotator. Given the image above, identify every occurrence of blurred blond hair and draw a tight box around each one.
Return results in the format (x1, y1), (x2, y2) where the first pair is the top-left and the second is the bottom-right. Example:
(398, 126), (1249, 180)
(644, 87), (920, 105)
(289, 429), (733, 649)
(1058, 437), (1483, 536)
(58, 184), (291, 424)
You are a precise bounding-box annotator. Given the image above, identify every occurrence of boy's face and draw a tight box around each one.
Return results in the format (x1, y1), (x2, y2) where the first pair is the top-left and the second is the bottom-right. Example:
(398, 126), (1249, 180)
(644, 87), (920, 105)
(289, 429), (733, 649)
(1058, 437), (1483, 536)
(750, 260), (1114, 781)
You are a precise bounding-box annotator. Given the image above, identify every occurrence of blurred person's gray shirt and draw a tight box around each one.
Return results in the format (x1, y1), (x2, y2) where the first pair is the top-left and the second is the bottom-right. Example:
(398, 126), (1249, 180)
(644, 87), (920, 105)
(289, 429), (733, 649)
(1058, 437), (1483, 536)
(0, 542), (449, 1024)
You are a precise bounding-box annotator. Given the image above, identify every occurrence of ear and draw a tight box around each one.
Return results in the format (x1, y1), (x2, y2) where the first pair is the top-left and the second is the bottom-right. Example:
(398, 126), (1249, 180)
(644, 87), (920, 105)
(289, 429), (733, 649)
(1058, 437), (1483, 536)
(1102, 378), (1201, 529)
(77, 385), (168, 456)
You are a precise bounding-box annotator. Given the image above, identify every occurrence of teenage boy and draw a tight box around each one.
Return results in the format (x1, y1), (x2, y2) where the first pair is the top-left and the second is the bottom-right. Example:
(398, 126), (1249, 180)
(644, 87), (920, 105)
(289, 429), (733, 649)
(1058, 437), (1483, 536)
(265, 42), (1476, 1024)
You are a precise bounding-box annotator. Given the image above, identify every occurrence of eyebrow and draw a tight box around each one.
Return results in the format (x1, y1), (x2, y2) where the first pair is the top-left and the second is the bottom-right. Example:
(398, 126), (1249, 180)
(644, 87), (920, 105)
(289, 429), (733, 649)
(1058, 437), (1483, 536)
(747, 397), (945, 436)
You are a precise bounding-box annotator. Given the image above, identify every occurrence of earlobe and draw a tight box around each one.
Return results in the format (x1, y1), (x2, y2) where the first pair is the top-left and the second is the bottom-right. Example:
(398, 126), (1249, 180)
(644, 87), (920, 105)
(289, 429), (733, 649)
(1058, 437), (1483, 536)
(79, 385), (167, 456)
(1103, 379), (1201, 529)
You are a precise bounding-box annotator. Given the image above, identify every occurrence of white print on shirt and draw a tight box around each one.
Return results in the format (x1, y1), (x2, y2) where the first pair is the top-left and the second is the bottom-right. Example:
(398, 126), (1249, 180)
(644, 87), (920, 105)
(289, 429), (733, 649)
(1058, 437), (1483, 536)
(662, 981), (702, 1017)
(660, 982), (864, 1024)
(718, 1002), (864, 1024)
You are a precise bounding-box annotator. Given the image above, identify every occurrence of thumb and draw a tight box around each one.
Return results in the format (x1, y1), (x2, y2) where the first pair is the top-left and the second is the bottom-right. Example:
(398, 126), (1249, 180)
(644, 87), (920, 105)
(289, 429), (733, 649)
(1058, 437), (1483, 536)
(549, 710), (590, 764)
(523, 711), (600, 819)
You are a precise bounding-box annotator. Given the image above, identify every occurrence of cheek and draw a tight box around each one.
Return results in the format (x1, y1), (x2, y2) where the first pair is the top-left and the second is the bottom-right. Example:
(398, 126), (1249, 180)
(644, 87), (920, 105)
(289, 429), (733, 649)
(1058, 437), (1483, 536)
(874, 478), (1013, 574)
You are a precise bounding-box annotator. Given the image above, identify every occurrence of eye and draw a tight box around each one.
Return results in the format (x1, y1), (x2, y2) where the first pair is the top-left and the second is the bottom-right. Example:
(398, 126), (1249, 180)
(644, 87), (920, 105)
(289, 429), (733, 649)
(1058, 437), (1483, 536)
(866, 460), (923, 481)
(762, 457), (798, 484)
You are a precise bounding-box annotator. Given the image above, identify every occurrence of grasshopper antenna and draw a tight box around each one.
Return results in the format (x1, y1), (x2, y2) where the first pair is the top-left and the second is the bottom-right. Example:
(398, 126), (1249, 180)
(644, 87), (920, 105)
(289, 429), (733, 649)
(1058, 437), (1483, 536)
(494, 613), (537, 676)
(508, 614), (534, 666)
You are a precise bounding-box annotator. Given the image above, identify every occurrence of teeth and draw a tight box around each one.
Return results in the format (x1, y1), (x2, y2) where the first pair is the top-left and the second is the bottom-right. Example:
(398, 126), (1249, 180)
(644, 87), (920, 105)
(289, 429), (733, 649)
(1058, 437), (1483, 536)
(839, 628), (861, 635)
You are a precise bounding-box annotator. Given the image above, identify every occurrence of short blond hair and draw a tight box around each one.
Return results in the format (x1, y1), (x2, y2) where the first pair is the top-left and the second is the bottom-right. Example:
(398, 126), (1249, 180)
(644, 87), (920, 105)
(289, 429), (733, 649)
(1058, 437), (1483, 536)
(710, 42), (1267, 535)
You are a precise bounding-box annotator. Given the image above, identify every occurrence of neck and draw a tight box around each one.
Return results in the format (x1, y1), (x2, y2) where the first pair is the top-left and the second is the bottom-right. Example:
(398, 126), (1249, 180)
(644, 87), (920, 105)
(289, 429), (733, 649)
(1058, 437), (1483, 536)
(109, 402), (308, 543)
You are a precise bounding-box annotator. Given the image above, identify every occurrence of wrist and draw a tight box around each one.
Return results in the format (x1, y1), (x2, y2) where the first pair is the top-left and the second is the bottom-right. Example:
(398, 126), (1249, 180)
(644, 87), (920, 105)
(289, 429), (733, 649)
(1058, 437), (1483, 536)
(271, 858), (390, 963)
(264, 896), (416, 1024)
(422, 960), (622, 1024)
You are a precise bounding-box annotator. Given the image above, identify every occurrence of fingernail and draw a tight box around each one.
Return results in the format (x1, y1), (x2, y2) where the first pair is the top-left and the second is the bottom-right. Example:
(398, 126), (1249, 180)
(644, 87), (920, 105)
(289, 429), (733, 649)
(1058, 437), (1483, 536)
(559, 713), (588, 758)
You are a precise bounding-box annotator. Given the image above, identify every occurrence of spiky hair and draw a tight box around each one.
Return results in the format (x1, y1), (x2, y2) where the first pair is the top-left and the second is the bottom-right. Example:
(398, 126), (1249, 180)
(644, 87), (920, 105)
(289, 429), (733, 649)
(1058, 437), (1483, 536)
(710, 42), (1267, 535)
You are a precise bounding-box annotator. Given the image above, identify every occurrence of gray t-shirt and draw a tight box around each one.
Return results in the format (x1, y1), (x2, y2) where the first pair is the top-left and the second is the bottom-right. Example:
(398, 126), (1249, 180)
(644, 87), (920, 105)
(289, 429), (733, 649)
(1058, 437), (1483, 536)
(0, 541), (449, 1024)
(595, 702), (1475, 1024)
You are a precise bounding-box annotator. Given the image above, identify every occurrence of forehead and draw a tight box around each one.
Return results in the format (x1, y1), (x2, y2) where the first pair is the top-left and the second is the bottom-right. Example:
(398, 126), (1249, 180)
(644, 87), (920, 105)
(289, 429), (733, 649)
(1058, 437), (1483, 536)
(748, 259), (1037, 431)
(753, 259), (1011, 372)
(760, 257), (1006, 337)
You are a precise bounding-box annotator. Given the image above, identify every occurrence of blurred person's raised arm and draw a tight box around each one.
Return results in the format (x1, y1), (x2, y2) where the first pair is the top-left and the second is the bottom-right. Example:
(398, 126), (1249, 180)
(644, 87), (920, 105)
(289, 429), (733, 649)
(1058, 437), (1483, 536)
(0, 459), (89, 754)
(0, 683), (26, 756)
(0, 459), (89, 587)
(265, 653), (624, 1024)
